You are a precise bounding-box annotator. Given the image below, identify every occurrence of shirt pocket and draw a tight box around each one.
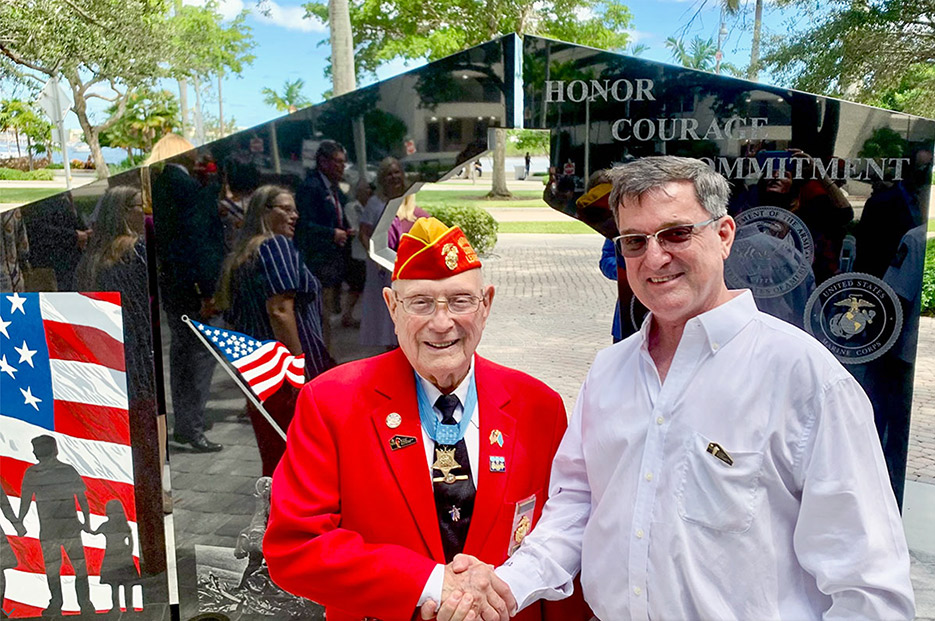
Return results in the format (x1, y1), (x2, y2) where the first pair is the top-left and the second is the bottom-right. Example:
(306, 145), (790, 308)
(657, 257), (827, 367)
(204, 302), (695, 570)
(676, 431), (764, 533)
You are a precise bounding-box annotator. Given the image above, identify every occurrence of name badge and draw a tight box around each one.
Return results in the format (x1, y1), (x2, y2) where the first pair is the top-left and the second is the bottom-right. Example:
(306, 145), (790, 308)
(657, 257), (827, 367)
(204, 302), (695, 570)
(508, 493), (536, 556)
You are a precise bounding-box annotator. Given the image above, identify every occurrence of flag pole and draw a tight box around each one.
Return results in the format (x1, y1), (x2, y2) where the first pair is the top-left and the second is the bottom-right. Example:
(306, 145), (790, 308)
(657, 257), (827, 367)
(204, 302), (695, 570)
(181, 315), (287, 441)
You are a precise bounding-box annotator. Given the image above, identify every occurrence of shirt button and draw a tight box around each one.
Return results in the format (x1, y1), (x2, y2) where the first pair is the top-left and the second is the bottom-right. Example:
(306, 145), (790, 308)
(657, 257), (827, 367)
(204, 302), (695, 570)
(712, 342), (720, 351)
(656, 416), (664, 425)
(645, 472), (653, 481)
(636, 529), (644, 539)
(633, 586), (642, 596)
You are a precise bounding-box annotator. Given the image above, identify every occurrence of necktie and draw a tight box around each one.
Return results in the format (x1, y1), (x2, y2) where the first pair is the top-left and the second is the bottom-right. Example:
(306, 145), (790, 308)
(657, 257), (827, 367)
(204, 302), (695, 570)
(432, 393), (476, 562)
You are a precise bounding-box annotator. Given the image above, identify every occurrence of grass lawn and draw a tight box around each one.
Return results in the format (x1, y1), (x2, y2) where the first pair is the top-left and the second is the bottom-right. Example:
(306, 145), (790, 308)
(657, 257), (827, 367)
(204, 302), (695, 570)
(929, 218), (935, 232)
(498, 221), (597, 234)
(416, 189), (545, 206)
(0, 187), (60, 204)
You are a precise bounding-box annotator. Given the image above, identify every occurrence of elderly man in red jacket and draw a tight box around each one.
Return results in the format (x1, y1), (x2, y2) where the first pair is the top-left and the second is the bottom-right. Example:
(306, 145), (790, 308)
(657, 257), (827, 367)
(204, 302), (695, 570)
(265, 217), (586, 621)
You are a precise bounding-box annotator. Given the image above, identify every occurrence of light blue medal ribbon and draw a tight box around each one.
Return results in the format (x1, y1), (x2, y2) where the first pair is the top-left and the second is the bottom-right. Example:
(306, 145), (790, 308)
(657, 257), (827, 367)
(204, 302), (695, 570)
(415, 371), (478, 446)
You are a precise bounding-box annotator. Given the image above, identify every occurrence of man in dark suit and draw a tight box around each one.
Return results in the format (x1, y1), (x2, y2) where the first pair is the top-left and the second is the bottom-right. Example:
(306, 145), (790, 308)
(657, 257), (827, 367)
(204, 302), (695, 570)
(294, 140), (352, 348)
(152, 155), (225, 452)
(265, 218), (587, 621)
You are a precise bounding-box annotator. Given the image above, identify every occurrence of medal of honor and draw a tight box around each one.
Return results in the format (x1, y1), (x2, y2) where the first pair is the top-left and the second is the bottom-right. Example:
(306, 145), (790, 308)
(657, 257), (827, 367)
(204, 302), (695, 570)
(432, 447), (468, 484)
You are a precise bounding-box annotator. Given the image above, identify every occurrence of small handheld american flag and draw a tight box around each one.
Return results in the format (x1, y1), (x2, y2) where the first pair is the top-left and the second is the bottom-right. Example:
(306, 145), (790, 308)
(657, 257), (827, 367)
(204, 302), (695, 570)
(187, 319), (306, 402)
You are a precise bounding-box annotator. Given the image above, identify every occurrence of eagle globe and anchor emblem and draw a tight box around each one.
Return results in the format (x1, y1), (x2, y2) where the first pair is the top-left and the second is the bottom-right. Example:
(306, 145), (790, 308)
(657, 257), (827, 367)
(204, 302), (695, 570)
(828, 296), (876, 339)
(803, 273), (902, 365)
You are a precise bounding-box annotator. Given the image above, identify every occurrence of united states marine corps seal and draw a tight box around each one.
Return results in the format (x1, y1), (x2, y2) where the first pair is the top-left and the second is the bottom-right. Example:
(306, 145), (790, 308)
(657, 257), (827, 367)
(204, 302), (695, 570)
(803, 272), (902, 365)
(441, 242), (459, 270)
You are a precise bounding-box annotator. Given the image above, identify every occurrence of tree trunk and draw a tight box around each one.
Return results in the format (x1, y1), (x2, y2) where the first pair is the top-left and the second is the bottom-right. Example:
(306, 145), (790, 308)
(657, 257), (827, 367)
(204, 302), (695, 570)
(71, 96), (109, 179)
(329, 0), (356, 96)
(487, 128), (512, 199)
(178, 78), (189, 140)
(748, 0), (763, 80)
(218, 72), (224, 138)
(13, 128), (21, 158)
(193, 75), (205, 145)
(26, 135), (33, 170)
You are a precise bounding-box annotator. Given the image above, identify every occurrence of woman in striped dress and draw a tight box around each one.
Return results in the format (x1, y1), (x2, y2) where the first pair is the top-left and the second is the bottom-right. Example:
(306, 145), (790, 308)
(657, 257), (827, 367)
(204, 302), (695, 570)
(218, 185), (330, 475)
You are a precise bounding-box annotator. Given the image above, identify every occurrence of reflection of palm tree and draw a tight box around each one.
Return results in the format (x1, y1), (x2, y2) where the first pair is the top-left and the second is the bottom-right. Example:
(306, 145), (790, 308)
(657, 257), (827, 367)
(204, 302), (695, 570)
(665, 36), (741, 75)
(261, 79), (312, 114)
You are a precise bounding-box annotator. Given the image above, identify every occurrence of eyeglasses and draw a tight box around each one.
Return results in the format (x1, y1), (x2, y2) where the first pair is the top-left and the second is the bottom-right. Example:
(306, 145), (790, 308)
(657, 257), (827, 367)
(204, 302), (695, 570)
(613, 216), (722, 258)
(269, 203), (298, 215)
(394, 292), (484, 315)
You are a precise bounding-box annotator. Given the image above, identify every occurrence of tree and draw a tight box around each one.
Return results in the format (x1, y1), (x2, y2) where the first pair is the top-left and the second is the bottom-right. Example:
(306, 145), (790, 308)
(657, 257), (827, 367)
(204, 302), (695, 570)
(99, 87), (181, 160)
(304, 0), (636, 197)
(168, 3), (255, 144)
(0, 0), (172, 178)
(0, 99), (53, 169)
(261, 79), (313, 113)
(762, 0), (935, 116)
(665, 36), (743, 76)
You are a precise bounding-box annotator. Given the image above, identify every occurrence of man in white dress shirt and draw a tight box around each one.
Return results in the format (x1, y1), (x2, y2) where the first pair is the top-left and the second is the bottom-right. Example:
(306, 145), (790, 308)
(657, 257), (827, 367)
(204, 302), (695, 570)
(429, 156), (914, 621)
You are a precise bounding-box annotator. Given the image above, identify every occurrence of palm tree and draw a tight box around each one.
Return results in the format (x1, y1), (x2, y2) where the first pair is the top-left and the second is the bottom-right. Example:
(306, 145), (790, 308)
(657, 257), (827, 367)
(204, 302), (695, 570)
(665, 36), (743, 76)
(261, 79), (312, 113)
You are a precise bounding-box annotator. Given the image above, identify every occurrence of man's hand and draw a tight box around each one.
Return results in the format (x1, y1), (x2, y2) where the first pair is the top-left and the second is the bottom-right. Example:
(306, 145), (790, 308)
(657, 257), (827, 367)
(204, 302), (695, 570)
(334, 228), (348, 246)
(420, 554), (515, 621)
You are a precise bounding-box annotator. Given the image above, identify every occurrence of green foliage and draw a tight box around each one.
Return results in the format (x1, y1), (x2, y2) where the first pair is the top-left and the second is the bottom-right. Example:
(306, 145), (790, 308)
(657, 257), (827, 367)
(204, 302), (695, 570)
(507, 129), (549, 156)
(303, 0), (635, 78)
(423, 204), (499, 254)
(664, 36), (743, 76)
(262, 79), (312, 113)
(0, 167), (54, 181)
(0, 99), (54, 163)
(858, 127), (909, 160)
(922, 238), (935, 316)
(99, 87), (180, 155)
(763, 0), (935, 116)
(169, 3), (256, 80)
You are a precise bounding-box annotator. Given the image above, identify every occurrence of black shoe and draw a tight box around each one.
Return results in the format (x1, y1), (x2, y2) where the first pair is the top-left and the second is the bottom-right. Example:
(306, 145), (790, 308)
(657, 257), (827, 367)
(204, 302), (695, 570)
(173, 432), (223, 452)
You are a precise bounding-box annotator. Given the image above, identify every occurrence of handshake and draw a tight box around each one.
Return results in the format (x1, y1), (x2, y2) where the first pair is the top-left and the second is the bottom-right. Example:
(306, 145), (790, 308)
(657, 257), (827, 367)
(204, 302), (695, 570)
(420, 554), (516, 621)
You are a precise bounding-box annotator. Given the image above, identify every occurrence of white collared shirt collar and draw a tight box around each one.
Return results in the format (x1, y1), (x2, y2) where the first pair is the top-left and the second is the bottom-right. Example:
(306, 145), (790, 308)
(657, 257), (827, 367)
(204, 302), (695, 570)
(638, 289), (757, 355)
(415, 356), (476, 424)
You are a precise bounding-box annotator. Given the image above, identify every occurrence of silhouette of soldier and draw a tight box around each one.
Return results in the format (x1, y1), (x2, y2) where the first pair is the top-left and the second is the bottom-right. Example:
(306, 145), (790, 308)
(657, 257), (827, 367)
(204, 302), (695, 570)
(16, 435), (93, 615)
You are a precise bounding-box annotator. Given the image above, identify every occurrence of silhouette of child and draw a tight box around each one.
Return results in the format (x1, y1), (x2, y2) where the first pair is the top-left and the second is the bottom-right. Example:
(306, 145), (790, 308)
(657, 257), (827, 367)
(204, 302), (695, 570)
(89, 500), (139, 611)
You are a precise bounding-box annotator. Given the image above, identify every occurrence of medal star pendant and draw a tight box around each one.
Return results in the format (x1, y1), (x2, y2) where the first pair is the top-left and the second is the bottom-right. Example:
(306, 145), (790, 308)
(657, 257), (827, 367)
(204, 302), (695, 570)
(433, 447), (463, 484)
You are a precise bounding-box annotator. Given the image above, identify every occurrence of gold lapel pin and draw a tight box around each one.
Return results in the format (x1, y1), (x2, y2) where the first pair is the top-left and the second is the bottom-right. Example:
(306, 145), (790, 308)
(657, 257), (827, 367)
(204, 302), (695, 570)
(385, 412), (402, 429)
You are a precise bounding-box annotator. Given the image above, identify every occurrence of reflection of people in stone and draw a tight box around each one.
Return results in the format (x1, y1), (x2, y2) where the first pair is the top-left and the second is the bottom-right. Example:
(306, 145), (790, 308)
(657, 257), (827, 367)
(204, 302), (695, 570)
(359, 157), (430, 350)
(16, 435), (93, 615)
(234, 477), (272, 590)
(854, 170), (916, 279)
(21, 191), (90, 291)
(0, 209), (29, 293)
(218, 185), (330, 476)
(294, 140), (352, 350)
(88, 499), (139, 611)
(151, 134), (226, 453)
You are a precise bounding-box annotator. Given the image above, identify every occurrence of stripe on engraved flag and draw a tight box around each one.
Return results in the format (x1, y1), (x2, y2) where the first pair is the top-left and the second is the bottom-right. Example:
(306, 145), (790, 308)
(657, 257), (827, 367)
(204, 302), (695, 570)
(3, 571), (141, 616)
(0, 417), (133, 485)
(53, 401), (131, 446)
(44, 321), (126, 372)
(38, 294), (123, 342)
(48, 360), (128, 410)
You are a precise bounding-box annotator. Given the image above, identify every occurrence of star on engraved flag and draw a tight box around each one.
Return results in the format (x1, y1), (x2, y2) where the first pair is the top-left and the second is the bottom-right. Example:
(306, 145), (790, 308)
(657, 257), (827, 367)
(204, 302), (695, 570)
(0, 292), (142, 616)
(189, 319), (306, 401)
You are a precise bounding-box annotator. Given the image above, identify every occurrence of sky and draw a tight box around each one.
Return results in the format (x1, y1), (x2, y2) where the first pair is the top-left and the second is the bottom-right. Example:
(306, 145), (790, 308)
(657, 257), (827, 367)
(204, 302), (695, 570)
(5, 0), (808, 140)
(209, 0), (802, 131)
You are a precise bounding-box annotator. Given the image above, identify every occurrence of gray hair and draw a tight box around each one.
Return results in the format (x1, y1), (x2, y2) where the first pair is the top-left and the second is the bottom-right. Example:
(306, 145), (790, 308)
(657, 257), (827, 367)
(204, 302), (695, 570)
(608, 156), (729, 220)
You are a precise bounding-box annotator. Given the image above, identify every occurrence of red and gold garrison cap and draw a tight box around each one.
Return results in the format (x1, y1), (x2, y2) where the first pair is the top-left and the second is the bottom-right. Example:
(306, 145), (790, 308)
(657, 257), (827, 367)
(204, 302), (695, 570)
(392, 217), (481, 281)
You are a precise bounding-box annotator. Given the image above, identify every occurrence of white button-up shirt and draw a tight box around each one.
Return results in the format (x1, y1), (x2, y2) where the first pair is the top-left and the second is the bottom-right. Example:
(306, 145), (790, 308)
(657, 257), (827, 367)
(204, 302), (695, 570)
(498, 291), (914, 620)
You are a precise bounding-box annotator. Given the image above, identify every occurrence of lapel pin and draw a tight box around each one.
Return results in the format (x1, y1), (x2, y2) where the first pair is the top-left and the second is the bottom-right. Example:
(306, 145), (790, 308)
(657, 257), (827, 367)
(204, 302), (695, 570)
(389, 435), (417, 451)
(385, 412), (402, 429)
(489, 455), (505, 472)
(489, 429), (504, 447)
